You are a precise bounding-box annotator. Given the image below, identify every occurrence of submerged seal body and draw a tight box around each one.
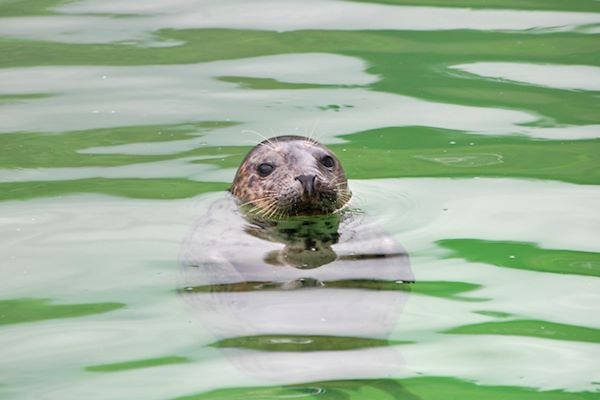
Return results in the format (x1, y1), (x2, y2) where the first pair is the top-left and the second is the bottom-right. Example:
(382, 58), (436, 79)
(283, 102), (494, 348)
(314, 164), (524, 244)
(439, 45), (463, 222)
(230, 135), (351, 218)
(180, 135), (414, 380)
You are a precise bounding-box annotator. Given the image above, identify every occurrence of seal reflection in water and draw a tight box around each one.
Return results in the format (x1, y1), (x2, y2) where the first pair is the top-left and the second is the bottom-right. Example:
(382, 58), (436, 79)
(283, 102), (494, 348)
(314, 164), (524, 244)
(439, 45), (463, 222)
(180, 135), (414, 385)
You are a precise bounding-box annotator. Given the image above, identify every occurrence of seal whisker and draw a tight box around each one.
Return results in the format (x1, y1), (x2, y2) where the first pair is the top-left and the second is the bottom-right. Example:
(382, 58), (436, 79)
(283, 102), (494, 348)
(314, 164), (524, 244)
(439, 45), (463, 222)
(254, 201), (272, 215)
(274, 207), (287, 220)
(248, 196), (277, 215)
(242, 129), (276, 150)
(306, 119), (321, 143)
(238, 193), (279, 208)
(335, 190), (352, 210)
(268, 207), (279, 217)
(264, 202), (280, 220)
(239, 198), (267, 208)
(259, 199), (279, 219)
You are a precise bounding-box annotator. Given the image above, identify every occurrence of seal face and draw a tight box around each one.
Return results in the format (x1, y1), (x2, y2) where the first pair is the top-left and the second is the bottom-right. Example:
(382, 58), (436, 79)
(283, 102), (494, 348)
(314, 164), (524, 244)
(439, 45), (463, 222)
(230, 135), (351, 218)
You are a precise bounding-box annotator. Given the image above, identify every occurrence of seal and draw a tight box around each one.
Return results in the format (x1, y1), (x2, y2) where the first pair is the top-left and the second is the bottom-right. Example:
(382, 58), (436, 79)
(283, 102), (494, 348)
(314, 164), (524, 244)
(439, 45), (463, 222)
(181, 134), (415, 273)
(230, 135), (351, 218)
(179, 135), (414, 381)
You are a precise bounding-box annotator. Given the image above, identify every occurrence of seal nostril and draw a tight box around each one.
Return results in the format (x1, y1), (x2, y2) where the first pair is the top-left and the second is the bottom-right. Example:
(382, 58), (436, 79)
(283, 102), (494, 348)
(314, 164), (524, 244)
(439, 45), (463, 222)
(295, 175), (316, 197)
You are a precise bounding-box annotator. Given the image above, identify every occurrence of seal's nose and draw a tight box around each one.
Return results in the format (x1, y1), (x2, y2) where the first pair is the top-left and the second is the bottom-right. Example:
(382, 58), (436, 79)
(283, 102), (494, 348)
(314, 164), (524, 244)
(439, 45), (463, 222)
(295, 175), (316, 197)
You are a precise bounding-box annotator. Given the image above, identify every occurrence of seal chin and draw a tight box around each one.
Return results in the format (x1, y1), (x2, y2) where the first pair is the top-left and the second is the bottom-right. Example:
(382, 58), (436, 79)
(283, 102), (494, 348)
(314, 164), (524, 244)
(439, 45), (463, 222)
(272, 181), (348, 217)
(286, 192), (342, 216)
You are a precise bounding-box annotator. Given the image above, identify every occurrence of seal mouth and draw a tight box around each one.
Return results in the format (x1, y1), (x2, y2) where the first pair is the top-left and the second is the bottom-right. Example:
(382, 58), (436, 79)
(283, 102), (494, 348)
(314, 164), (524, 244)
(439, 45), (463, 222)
(289, 191), (340, 216)
(240, 187), (351, 220)
(283, 188), (351, 218)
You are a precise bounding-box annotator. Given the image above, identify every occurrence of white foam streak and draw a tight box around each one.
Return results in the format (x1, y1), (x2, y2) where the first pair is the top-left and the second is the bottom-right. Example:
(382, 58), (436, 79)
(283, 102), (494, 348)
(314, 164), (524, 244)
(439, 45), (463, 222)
(452, 62), (600, 91)
(0, 0), (598, 44)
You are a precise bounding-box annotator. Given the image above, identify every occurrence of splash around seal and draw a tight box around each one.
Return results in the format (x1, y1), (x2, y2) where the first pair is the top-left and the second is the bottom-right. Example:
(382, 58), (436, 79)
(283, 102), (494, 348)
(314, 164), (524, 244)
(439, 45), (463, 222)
(230, 135), (352, 218)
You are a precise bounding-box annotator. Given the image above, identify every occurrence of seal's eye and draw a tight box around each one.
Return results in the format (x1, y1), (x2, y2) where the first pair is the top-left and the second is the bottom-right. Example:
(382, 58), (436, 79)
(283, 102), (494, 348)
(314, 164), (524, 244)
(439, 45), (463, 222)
(320, 155), (335, 168)
(257, 163), (274, 177)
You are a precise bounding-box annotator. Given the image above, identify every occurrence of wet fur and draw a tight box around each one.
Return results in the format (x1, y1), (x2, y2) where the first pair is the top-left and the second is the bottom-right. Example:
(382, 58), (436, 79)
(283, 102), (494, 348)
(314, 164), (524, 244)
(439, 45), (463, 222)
(230, 136), (351, 218)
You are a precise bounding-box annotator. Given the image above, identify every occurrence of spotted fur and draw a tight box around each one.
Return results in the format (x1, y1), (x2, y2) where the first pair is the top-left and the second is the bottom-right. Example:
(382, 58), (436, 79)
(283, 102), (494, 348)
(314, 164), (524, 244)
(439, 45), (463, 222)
(230, 135), (351, 218)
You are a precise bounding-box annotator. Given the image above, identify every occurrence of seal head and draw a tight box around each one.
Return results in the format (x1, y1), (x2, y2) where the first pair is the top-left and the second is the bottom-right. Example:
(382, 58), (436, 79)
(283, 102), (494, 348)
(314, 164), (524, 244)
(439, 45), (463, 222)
(230, 135), (351, 218)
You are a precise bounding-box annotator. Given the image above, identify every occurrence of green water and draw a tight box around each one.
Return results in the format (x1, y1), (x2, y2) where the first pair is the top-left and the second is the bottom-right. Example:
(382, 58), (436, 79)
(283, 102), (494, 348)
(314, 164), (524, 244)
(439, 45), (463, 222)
(1, 0), (599, 399)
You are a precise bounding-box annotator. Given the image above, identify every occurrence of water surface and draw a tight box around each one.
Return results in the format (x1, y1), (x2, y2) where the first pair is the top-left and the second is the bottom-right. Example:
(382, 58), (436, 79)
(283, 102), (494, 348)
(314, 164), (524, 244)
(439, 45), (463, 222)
(1, 0), (599, 399)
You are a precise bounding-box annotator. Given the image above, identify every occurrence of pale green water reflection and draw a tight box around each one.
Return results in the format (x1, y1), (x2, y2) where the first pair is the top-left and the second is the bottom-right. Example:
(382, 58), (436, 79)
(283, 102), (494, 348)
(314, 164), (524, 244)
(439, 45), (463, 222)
(0, 0), (599, 399)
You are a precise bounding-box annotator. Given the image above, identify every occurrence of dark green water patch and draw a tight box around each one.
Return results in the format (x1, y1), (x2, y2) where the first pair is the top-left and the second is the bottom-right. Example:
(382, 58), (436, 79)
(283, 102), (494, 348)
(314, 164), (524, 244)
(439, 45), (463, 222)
(326, 279), (485, 301)
(0, 121), (235, 169)
(210, 334), (411, 352)
(180, 280), (484, 301)
(0, 298), (124, 326)
(445, 320), (600, 343)
(175, 378), (417, 400)
(474, 310), (514, 318)
(0, 93), (54, 103)
(335, 127), (600, 184)
(346, 0), (600, 12)
(410, 281), (485, 301)
(0, 178), (229, 201)
(173, 376), (598, 400)
(342, 125), (591, 150)
(0, 0), (74, 16)
(85, 356), (189, 372)
(438, 239), (600, 277)
(217, 76), (347, 90)
(2, 29), (597, 68)
(177, 279), (406, 293)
